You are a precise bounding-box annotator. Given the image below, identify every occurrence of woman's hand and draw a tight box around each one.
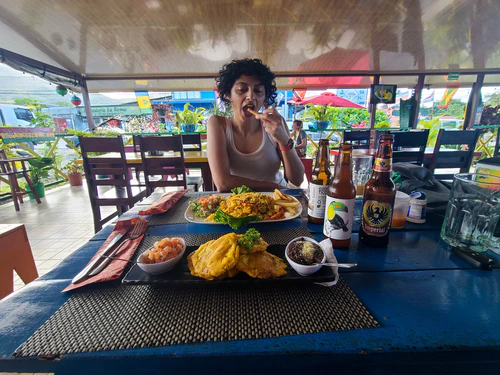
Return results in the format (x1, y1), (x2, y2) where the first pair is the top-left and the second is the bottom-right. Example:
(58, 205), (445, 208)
(254, 108), (289, 147)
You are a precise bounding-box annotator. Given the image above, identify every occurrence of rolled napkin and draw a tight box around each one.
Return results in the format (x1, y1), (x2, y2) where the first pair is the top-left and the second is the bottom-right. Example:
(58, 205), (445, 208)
(138, 189), (188, 216)
(63, 218), (148, 292)
(315, 239), (340, 287)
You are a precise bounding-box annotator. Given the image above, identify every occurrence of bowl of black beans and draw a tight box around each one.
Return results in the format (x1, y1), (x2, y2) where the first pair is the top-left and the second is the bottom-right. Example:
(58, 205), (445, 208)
(285, 237), (326, 276)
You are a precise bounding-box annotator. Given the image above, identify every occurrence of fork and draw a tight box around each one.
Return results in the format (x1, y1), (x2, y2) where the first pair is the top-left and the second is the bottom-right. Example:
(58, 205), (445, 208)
(88, 219), (147, 276)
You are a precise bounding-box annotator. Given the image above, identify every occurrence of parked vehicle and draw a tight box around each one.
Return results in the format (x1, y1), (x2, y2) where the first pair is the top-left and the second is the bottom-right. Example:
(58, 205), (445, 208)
(0, 104), (35, 127)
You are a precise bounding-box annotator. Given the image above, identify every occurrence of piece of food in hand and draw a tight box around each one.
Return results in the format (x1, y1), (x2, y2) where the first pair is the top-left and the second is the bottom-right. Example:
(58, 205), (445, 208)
(236, 252), (287, 279)
(287, 240), (324, 265)
(189, 194), (225, 218)
(188, 233), (240, 280)
(142, 237), (184, 264)
(247, 108), (258, 116)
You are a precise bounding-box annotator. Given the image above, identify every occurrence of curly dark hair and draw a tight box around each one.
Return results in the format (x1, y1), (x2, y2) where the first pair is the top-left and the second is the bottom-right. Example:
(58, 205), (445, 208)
(215, 58), (278, 107)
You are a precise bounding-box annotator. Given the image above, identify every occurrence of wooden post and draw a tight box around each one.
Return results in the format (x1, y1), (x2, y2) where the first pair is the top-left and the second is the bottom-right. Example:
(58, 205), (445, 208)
(369, 75), (380, 129)
(81, 79), (95, 130)
(411, 74), (425, 129)
(464, 73), (485, 130)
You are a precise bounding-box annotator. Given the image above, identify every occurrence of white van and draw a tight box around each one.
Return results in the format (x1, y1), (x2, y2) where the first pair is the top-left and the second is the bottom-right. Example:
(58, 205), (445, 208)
(0, 104), (35, 126)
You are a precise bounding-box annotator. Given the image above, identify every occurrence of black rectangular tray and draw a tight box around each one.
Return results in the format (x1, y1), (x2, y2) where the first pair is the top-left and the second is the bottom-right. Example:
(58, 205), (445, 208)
(122, 244), (337, 286)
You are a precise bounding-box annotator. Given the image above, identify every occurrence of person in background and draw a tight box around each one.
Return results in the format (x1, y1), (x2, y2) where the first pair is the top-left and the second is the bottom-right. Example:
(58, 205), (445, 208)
(291, 120), (307, 157)
(207, 58), (304, 192)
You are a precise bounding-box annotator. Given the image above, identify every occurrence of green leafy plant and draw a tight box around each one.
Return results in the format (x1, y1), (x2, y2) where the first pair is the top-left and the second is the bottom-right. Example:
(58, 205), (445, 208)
(175, 103), (207, 125)
(62, 160), (84, 175)
(27, 157), (53, 185)
(417, 117), (442, 147)
(375, 121), (391, 129)
(302, 104), (336, 123)
(19, 99), (55, 129)
(209, 101), (234, 117)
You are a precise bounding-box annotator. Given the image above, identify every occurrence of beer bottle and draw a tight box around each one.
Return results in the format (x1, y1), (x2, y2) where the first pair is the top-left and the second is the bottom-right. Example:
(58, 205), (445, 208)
(307, 139), (331, 224)
(359, 134), (396, 247)
(323, 143), (356, 248)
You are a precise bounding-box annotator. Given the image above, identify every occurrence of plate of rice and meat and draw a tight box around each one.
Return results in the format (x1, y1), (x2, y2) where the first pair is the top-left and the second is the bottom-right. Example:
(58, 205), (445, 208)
(185, 186), (302, 229)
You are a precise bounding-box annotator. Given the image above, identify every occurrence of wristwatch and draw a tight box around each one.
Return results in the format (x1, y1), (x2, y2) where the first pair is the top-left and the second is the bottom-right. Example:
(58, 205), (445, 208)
(280, 138), (294, 151)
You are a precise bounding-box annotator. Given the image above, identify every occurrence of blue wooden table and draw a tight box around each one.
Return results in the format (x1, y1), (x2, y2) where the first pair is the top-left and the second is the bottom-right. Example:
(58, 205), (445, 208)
(1, 190), (499, 374)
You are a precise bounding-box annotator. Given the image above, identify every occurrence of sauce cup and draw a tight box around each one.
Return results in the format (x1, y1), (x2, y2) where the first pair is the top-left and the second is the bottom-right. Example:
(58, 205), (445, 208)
(285, 237), (326, 276)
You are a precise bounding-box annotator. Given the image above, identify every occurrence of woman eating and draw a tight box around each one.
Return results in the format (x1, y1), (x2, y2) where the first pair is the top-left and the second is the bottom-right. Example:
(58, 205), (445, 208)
(207, 58), (304, 192)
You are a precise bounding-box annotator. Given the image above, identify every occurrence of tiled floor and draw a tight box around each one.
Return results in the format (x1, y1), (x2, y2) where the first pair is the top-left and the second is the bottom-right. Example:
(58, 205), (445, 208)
(0, 184), (106, 291)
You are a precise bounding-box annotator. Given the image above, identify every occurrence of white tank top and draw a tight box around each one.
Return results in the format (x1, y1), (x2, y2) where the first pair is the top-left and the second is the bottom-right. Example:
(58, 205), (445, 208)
(224, 118), (286, 186)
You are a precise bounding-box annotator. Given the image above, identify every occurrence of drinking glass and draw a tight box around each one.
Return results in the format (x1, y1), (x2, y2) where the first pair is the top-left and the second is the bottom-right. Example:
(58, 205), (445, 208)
(352, 155), (373, 199)
(441, 173), (500, 252)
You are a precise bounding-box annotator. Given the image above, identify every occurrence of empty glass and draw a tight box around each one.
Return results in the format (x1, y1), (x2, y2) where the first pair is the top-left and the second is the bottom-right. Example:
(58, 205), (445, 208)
(352, 155), (373, 199)
(441, 173), (500, 252)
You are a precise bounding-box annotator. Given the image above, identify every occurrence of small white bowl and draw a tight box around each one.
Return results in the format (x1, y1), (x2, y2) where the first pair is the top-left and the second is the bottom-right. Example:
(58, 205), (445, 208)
(285, 237), (326, 276)
(137, 238), (186, 275)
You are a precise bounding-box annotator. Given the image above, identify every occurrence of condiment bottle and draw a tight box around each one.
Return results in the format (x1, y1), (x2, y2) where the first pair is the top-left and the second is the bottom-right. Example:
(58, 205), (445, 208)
(307, 139), (331, 224)
(359, 134), (397, 247)
(323, 143), (356, 248)
(407, 190), (427, 223)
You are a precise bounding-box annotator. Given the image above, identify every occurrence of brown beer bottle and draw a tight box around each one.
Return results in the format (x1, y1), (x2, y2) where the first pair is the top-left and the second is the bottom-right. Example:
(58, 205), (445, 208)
(307, 139), (331, 223)
(359, 134), (397, 247)
(324, 144), (356, 248)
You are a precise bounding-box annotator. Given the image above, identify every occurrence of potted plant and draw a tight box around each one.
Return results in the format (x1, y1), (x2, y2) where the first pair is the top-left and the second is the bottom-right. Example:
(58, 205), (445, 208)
(175, 103), (206, 133)
(27, 157), (53, 199)
(63, 160), (84, 186)
(302, 104), (336, 130)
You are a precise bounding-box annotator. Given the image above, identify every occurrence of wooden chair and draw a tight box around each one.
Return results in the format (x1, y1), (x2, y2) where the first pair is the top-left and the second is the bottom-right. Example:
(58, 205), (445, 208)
(0, 224), (38, 300)
(138, 135), (203, 195)
(79, 136), (148, 233)
(181, 133), (204, 191)
(391, 130), (430, 165)
(343, 130), (371, 149)
(429, 129), (480, 180)
(181, 133), (202, 151)
(0, 150), (41, 211)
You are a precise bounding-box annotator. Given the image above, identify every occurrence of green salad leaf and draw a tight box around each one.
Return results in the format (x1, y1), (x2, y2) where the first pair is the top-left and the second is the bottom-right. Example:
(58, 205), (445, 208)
(213, 207), (261, 230)
(231, 185), (253, 195)
(238, 228), (261, 250)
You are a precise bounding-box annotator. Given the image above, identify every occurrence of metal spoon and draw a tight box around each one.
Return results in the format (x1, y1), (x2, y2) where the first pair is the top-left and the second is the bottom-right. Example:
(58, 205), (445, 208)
(312, 262), (358, 268)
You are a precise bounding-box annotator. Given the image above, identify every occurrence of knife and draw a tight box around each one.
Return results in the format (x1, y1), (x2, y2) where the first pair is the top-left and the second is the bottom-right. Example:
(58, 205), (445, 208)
(72, 231), (129, 284)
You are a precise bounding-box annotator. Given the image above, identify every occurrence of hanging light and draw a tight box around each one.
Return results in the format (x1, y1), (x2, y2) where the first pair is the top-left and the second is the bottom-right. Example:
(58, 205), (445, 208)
(70, 95), (82, 107)
(56, 84), (68, 96)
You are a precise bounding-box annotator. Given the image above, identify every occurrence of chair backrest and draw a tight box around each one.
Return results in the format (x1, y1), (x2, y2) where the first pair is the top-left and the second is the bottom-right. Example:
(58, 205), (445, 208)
(0, 150), (12, 174)
(132, 135), (141, 152)
(138, 135), (187, 190)
(429, 129), (480, 180)
(79, 136), (133, 200)
(392, 130), (430, 165)
(343, 130), (371, 149)
(181, 133), (202, 151)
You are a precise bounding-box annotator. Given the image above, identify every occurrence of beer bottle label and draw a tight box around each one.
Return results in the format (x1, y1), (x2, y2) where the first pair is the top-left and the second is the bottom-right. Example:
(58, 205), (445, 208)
(308, 183), (328, 219)
(323, 196), (355, 240)
(361, 200), (393, 237)
(373, 158), (392, 172)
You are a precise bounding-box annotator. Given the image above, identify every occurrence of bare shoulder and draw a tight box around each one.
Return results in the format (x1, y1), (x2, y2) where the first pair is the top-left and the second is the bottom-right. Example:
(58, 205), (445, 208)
(208, 115), (227, 130)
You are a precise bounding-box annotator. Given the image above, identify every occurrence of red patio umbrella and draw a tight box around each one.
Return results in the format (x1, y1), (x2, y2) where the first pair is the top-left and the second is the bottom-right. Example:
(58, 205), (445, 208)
(289, 92), (364, 108)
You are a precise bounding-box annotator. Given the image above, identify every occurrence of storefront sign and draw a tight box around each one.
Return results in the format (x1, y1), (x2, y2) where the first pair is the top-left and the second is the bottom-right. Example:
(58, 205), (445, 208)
(87, 106), (145, 117)
(0, 127), (55, 143)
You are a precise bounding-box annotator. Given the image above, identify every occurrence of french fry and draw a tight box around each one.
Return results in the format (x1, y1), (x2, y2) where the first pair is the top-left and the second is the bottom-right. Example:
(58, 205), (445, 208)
(247, 108), (258, 116)
(274, 199), (299, 207)
(285, 206), (297, 214)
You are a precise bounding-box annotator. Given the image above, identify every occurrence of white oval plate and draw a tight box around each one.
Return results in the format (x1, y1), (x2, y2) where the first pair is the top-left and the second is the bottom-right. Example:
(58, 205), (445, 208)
(185, 192), (302, 225)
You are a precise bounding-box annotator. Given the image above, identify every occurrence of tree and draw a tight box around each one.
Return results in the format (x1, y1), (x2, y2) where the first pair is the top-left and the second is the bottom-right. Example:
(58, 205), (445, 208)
(13, 98), (55, 128)
(484, 90), (500, 107)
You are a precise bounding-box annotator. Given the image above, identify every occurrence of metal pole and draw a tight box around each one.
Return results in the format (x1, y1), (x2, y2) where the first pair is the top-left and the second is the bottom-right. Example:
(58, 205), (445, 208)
(411, 74), (425, 129)
(369, 75), (380, 129)
(81, 79), (95, 130)
(464, 73), (485, 130)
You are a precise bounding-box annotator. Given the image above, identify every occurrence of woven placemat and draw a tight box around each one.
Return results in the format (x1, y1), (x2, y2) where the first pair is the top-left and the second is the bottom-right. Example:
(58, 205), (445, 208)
(13, 278), (378, 357)
(148, 192), (208, 226)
